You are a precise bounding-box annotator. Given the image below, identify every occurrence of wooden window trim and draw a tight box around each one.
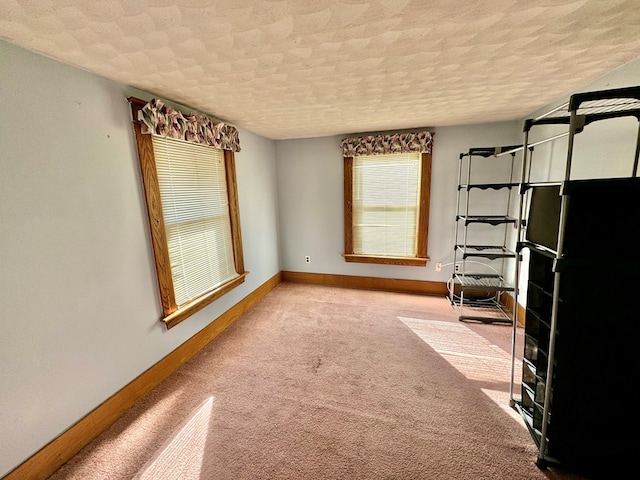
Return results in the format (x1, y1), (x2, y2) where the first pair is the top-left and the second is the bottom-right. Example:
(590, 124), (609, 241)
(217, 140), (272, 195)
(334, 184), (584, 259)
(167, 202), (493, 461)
(342, 254), (428, 266)
(129, 97), (246, 329)
(343, 152), (432, 266)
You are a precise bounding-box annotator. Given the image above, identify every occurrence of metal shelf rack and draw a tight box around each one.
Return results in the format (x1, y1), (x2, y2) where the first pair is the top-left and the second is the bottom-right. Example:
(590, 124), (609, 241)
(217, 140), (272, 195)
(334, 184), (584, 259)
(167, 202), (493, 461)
(449, 146), (522, 324)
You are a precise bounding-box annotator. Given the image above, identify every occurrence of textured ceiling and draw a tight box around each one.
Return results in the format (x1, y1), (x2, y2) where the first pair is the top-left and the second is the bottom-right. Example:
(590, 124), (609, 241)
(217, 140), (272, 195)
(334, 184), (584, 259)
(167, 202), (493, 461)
(1, 0), (640, 140)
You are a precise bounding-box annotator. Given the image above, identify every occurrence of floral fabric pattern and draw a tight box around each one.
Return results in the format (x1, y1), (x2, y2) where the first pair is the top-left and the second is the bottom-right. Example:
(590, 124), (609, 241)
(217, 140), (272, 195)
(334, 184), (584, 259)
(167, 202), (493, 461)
(139, 98), (241, 152)
(340, 131), (433, 157)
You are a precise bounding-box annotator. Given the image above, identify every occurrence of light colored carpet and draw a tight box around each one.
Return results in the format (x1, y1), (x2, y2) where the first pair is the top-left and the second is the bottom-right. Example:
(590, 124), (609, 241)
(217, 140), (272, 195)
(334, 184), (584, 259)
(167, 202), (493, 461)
(48, 283), (588, 479)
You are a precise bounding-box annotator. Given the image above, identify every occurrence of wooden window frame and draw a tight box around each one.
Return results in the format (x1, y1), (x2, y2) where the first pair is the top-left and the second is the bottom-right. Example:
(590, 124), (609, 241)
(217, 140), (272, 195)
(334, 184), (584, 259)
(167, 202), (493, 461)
(129, 98), (246, 329)
(343, 152), (432, 266)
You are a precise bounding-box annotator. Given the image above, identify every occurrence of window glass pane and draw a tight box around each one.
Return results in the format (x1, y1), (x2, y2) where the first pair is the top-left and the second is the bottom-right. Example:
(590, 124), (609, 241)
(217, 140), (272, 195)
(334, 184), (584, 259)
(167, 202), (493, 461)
(353, 153), (421, 257)
(152, 135), (238, 307)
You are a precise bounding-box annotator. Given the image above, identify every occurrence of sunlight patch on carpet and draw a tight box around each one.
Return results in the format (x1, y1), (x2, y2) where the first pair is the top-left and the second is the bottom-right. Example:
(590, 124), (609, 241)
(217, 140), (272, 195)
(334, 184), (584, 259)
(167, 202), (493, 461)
(398, 317), (515, 382)
(481, 387), (526, 423)
(398, 317), (523, 418)
(134, 396), (214, 480)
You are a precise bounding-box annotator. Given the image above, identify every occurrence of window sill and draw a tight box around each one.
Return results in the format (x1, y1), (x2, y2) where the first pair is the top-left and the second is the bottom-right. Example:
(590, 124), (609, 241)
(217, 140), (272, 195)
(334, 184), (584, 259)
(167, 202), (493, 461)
(343, 254), (429, 266)
(162, 272), (249, 329)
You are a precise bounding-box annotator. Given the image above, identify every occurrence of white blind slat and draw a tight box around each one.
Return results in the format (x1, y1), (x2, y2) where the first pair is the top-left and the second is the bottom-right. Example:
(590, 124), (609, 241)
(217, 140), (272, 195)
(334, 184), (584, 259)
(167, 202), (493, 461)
(152, 135), (238, 307)
(353, 153), (421, 257)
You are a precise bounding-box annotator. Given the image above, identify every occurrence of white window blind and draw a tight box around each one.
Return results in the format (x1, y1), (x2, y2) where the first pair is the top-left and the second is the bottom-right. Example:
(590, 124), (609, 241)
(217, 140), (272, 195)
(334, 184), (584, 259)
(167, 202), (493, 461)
(152, 135), (238, 307)
(353, 152), (421, 257)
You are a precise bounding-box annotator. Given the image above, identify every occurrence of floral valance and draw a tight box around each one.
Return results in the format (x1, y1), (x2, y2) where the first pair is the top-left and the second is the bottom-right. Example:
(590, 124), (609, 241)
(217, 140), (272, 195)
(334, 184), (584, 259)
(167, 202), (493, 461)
(340, 131), (433, 157)
(138, 98), (241, 152)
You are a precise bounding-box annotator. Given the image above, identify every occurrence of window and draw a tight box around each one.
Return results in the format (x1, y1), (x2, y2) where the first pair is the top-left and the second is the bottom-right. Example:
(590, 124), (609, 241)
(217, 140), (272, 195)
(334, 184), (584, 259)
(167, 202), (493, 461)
(342, 132), (433, 266)
(129, 98), (246, 329)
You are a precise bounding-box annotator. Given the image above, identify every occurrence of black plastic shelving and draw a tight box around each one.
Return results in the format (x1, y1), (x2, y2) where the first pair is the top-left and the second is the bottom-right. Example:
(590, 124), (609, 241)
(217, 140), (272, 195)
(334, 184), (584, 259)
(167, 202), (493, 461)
(509, 85), (640, 477)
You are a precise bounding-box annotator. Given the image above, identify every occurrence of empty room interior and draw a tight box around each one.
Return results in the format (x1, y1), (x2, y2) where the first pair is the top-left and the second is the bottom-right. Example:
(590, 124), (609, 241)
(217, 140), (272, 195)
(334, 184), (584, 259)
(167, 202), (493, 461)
(1, 1), (639, 479)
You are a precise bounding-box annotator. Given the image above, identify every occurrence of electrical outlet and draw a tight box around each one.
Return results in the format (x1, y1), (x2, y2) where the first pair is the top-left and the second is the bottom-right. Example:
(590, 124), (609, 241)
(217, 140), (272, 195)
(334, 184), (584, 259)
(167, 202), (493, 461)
(305, 255), (311, 264)
(455, 264), (460, 273)
(435, 262), (442, 272)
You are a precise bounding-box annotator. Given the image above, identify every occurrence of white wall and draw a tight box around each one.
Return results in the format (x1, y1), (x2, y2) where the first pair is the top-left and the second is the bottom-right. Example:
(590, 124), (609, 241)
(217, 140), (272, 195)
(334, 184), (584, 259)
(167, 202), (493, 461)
(275, 122), (522, 283)
(0, 40), (280, 477)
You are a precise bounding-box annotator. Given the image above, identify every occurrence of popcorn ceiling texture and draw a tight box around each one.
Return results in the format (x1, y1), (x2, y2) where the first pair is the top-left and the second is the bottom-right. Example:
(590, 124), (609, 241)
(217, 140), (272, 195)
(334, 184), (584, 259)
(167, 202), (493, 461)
(1, 0), (640, 139)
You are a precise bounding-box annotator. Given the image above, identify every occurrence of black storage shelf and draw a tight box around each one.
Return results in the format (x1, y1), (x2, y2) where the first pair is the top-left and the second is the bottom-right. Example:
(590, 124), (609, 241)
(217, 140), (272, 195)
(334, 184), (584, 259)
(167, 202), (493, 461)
(454, 273), (515, 292)
(458, 182), (519, 191)
(525, 283), (555, 322)
(457, 214), (517, 226)
(450, 146), (520, 324)
(509, 86), (640, 478)
(518, 241), (557, 259)
(455, 245), (517, 260)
